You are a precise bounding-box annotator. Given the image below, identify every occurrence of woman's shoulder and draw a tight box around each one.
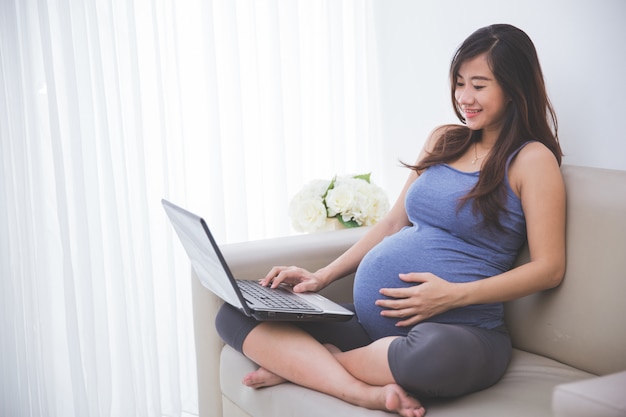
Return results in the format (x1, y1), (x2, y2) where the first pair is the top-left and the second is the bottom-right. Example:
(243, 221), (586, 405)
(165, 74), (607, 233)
(508, 140), (563, 196)
(513, 140), (560, 167)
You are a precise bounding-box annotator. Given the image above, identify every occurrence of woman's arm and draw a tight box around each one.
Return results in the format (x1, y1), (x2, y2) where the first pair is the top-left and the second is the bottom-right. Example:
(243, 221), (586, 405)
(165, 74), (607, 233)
(378, 141), (566, 326)
(460, 141), (566, 300)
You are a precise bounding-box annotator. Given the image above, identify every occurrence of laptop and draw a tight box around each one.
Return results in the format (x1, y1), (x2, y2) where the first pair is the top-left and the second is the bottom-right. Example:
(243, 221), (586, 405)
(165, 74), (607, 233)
(162, 199), (354, 322)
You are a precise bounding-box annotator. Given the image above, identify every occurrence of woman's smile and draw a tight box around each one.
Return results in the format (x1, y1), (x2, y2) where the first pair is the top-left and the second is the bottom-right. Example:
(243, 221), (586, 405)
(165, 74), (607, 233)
(463, 108), (482, 119)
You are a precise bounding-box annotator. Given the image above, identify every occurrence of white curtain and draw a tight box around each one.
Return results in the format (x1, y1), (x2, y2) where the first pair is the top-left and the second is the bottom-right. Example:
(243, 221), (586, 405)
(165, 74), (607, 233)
(0, 0), (381, 416)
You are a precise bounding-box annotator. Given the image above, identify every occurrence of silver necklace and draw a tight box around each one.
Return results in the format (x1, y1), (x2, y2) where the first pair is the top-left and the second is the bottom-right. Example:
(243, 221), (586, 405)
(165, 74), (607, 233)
(471, 142), (489, 165)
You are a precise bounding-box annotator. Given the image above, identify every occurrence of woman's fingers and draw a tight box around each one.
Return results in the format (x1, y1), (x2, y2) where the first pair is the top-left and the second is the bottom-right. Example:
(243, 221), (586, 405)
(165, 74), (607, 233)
(261, 266), (310, 288)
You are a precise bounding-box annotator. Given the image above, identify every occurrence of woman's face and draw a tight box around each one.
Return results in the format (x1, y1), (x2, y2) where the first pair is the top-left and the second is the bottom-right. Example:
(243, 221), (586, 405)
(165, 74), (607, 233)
(454, 53), (509, 137)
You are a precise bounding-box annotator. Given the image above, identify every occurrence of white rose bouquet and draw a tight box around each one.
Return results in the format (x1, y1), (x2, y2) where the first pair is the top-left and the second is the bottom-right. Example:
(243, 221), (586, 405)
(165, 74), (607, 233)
(288, 173), (389, 233)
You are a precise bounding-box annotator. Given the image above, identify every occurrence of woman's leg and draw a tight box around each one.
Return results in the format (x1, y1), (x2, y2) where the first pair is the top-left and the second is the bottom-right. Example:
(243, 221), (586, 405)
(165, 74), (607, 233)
(218, 303), (375, 388)
(330, 336), (400, 386)
(216, 304), (425, 416)
(388, 322), (512, 398)
(242, 321), (424, 416)
(329, 322), (512, 399)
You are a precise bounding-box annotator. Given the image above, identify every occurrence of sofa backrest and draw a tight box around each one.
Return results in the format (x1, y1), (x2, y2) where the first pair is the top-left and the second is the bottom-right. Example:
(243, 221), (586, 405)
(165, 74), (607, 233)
(504, 165), (626, 376)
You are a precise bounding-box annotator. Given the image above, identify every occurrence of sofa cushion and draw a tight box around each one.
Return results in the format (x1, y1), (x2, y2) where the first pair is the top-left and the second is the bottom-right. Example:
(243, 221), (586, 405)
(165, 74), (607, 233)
(552, 371), (626, 417)
(220, 345), (594, 417)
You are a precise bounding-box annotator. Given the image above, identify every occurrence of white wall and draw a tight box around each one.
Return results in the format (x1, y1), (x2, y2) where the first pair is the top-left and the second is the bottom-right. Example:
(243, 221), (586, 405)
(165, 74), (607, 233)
(373, 0), (626, 200)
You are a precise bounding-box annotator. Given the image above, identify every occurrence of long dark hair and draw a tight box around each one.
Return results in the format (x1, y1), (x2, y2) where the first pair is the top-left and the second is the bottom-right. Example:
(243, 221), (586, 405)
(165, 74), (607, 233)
(409, 24), (562, 229)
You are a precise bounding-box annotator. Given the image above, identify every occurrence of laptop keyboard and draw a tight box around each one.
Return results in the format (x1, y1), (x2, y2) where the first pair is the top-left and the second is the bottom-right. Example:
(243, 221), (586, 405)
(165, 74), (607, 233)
(237, 280), (320, 312)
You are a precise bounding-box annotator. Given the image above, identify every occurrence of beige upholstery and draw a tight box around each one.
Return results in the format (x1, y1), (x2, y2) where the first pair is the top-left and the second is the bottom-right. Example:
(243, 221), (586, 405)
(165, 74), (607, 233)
(552, 371), (626, 417)
(504, 166), (626, 376)
(191, 165), (626, 417)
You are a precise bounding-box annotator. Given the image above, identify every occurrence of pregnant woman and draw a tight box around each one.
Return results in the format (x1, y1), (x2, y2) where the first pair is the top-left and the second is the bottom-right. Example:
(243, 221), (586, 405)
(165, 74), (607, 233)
(215, 24), (565, 417)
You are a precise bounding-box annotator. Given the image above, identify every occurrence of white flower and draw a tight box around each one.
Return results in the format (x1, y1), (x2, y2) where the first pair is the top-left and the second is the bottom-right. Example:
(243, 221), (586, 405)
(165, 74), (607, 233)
(360, 184), (389, 226)
(288, 173), (389, 233)
(288, 179), (332, 232)
(325, 177), (361, 218)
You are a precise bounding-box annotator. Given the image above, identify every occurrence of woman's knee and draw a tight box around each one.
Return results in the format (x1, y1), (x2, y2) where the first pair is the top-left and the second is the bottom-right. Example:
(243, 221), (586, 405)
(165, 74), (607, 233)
(215, 303), (259, 353)
(388, 323), (511, 398)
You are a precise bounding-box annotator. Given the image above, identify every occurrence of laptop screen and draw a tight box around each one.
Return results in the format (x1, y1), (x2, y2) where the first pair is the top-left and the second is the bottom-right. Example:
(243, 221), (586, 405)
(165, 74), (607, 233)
(162, 199), (243, 310)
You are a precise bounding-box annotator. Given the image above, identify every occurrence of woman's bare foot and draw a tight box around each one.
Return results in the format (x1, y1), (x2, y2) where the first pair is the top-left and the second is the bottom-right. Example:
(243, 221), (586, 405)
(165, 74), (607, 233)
(381, 384), (425, 417)
(242, 367), (287, 389)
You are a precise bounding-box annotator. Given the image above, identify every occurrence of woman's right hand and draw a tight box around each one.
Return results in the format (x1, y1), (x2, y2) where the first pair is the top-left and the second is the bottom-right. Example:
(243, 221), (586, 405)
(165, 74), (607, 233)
(260, 266), (328, 293)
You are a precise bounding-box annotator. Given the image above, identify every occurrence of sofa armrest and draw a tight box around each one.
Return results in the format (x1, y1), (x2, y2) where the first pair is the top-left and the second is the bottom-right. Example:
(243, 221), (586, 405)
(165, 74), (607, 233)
(191, 227), (368, 417)
(191, 269), (224, 417)
(552, 371), (626, 417)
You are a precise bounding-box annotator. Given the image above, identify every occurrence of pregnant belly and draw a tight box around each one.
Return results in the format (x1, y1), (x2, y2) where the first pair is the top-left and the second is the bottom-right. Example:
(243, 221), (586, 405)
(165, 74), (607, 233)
(354, 227), (509, 339)
(353, 231), (435, 340)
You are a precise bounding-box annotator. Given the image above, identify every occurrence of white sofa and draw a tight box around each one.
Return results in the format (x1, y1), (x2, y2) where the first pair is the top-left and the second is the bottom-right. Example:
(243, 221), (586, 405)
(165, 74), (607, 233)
(192, 165), (626, 417)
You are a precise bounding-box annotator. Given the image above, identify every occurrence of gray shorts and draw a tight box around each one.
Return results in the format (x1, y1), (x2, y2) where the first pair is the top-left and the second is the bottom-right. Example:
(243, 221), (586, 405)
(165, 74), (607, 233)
(215, 303), (511, 398)
(388, 321), (511, 397)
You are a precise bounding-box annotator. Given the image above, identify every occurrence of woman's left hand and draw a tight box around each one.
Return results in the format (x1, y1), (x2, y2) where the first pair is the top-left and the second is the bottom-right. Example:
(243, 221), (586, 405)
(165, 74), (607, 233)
(376, 272), (461, 327)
